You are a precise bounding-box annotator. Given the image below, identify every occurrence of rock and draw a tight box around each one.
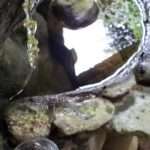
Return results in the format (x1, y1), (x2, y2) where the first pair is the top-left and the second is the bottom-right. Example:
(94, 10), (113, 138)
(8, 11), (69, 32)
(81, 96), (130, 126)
(52, 0), (99, 29)
(103, 134), (138, 150)
(0, 133), (6, 150)
(56, 128), (106, 150)
(88, 128), (106, 150)
(102, 73), (136, 100)
(15, 137), (59, 150)
(134, 55), (150, 86)
(5, 100), (53, 142)
(138, 137), (150, 150)
(0, 37), (30, 97)
(112, 86), (150, 135)
(0, 12), (73, 98)
(54, 98), (115, 135)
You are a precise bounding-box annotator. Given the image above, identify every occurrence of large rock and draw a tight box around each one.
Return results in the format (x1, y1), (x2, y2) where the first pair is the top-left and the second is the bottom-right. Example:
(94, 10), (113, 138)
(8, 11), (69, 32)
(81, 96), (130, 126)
(54, 97), (115, 135)
(5, 100), (53, 142)
(0, 12), (73, 98)
(4, 96), (115, 143)
(112, 86), (150, 135)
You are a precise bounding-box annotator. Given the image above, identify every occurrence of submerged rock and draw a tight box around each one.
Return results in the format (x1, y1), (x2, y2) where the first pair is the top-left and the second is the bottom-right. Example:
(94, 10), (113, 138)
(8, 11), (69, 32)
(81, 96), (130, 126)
(5, 100), (53, 142)
(54, 97), (115, 135)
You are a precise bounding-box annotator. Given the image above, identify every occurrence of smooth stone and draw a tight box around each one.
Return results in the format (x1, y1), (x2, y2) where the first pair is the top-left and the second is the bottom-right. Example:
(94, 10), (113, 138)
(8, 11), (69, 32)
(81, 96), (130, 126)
(54, 97), (115, 135)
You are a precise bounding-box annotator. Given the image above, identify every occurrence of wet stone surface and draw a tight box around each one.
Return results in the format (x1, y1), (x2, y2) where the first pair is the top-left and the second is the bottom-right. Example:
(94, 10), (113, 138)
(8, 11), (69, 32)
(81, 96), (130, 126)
(54, 98), (115, 135)
(112, 86), (150, 135)
(5, 100), (53, 142)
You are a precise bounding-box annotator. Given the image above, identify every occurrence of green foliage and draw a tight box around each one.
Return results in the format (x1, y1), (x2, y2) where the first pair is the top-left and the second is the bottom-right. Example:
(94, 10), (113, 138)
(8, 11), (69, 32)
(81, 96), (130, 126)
(98, 0), (143, 40)
(124, 0), (142, 40)
(23, 0), (40, 69)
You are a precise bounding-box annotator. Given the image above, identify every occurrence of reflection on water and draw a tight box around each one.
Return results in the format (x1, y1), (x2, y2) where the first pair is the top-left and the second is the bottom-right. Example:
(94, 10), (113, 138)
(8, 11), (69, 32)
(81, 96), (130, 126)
(63, 0), (142, 76)
(64, 19), (114, 75)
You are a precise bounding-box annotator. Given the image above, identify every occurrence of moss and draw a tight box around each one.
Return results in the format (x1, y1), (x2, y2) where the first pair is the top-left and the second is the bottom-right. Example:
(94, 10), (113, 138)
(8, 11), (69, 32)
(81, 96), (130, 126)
(22, 0), (40, 69)
(73, 0), (94, 13)
(78, 101), (97, 117)
(6, 101), (53, 141)
(54, 98), (115, 135)
(98, 0), (143, 41)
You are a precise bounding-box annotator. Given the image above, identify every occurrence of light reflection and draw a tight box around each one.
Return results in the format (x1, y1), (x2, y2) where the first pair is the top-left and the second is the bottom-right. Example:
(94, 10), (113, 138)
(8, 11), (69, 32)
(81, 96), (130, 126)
(63, 19), (115, 75)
